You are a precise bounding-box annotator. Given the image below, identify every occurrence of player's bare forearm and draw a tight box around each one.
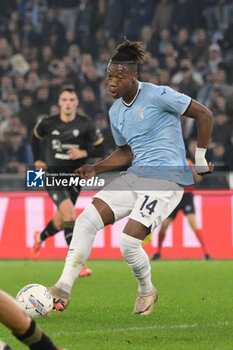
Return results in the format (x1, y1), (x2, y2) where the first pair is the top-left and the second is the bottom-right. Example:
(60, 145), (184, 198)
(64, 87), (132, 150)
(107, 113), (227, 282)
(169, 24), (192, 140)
(94, 145), (133, 174)
(185, 100), (214, 175)
(0, 290), (30, 334)
(75, 145), (133, 179)
(185, 100), (213, 148)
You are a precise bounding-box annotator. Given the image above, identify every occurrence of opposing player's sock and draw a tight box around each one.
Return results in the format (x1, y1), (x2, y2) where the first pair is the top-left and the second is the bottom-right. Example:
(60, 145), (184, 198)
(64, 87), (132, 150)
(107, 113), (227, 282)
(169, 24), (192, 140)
(13, 319), (58, 349)
(40, 220), (59, 242)
(158, 231), (165, 250)
(31, 221), (60, 259)
(194, 229), (208, 255)
(63, 221), (75, 245)
(149, 231), (165, 260)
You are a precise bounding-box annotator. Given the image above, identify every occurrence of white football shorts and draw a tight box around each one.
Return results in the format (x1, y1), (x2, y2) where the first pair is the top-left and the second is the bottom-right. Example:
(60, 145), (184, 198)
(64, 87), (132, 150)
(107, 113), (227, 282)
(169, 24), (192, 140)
(94, 172), (184, 230)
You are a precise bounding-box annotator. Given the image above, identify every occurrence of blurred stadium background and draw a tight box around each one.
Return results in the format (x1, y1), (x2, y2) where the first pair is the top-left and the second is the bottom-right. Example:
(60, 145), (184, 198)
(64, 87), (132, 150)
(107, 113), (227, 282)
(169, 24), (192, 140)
(0, 0), (233, 259)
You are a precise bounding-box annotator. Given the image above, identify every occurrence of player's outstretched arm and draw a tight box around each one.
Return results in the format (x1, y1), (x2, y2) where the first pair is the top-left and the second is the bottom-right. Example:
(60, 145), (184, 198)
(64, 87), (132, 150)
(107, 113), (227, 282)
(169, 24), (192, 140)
(75, 145), (133, 180)
(185, 100), (214, 175)
(0, 290), (30, 335)
(0, 290), (63, 350)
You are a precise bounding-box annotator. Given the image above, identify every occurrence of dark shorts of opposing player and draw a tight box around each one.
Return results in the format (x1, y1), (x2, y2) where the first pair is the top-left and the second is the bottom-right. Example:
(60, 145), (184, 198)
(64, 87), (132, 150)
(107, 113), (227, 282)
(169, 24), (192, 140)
(168, 192), (195, 219)
(46, 185), (81, 207)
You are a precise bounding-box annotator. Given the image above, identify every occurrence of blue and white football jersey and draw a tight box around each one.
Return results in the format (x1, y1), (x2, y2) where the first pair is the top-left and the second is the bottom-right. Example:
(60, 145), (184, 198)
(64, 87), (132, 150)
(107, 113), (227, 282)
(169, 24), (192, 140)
(109, 82), (194, 186)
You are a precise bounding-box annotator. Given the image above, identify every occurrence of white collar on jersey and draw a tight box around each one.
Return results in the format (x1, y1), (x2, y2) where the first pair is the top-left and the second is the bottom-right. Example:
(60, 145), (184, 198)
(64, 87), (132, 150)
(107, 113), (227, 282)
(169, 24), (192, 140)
(122, 81), (142, 107)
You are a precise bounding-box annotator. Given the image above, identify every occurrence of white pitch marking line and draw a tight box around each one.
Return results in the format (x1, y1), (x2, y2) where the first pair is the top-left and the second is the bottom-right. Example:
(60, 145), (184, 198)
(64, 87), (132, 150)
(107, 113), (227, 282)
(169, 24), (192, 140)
(53, 321), (231, 336)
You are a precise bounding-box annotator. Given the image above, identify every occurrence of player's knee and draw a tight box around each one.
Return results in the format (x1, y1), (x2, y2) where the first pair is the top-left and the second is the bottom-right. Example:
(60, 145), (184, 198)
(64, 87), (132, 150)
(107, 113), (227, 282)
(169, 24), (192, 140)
(92, 198), (115, 225)
(74, 204), (104, 232)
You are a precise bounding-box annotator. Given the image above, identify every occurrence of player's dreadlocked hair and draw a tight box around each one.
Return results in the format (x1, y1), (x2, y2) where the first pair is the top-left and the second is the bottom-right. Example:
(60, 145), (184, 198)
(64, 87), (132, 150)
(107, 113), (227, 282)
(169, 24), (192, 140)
(111, 37), (147, 64)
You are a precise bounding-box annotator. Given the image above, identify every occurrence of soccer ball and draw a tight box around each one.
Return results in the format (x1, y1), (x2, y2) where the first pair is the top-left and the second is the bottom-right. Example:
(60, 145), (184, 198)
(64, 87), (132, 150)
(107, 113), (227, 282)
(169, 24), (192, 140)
(16, 284), (53, 318)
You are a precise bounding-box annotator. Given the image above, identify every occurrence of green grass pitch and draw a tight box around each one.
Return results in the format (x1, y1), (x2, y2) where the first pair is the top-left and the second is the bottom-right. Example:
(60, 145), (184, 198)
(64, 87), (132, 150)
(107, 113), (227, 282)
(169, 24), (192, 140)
(0, 260), (233, 350)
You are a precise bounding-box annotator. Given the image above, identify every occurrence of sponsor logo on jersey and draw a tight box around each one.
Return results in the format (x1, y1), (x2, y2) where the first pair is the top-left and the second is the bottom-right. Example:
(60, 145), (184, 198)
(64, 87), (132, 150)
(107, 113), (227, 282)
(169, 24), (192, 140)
(137, 107), (146, 120)
(51, 130), (60, 135)
(73, 129), (79, 137)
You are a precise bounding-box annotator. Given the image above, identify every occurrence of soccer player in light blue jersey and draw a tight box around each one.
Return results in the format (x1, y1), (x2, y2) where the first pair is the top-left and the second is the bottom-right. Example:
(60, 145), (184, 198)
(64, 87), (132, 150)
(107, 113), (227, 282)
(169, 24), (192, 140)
(49, 39), (214, 315)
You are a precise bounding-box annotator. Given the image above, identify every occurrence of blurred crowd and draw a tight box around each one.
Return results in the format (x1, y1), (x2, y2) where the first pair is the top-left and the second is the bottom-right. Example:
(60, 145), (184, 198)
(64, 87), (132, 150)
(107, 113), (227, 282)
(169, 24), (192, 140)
(0, 0), (232, 188)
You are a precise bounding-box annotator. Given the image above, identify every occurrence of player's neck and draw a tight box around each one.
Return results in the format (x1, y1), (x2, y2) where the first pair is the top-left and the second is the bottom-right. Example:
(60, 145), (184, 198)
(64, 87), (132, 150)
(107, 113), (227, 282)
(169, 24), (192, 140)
(122, 81), (140, 106)
(60, 112), (76, 122)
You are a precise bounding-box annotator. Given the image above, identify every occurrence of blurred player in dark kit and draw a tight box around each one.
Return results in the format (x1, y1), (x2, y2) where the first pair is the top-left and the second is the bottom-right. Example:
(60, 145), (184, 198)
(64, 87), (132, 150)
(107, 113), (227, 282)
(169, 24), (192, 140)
(31, 86), (104, 277)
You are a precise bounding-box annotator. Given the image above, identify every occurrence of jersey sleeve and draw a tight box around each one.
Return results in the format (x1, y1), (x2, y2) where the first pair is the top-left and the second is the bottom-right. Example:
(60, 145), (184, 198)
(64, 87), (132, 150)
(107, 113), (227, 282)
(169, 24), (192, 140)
(110, 121), (127, 147)
(33, 118), (47, 140)
(156, 86), (192, 116)
(109, 104), (127, 147)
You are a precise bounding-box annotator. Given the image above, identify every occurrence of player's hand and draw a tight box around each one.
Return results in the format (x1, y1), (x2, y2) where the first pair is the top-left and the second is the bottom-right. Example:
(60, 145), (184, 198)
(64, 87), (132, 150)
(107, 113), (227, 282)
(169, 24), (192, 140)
(34, 160), (47, 170)
(67, 148), (87, 160)
(75, 165), (96, 180)
(195, 161), (214, 175)
(194, 147), (214, 175)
